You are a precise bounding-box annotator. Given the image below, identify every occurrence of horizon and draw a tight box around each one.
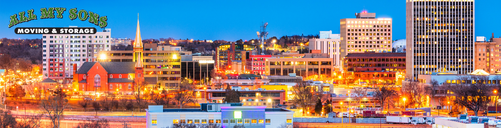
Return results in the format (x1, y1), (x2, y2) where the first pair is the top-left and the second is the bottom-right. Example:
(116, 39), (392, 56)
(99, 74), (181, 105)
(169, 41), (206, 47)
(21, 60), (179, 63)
(1, 0), (500, 41)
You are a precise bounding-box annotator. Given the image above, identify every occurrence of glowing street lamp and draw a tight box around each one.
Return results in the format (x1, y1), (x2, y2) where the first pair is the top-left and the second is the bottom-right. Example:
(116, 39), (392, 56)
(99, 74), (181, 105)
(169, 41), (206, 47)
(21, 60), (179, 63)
(403, 97), (407, 109)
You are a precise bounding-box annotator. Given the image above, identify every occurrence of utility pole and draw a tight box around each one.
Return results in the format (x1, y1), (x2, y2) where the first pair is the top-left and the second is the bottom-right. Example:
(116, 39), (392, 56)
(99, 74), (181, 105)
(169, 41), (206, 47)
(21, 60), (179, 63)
(122, 121), (130, 128)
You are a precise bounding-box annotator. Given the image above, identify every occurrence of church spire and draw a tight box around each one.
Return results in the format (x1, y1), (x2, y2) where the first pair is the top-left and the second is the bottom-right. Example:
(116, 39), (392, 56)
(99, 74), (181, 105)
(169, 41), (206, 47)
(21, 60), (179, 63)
(134, 13), (143, 68)
(134, 13), (142, 48)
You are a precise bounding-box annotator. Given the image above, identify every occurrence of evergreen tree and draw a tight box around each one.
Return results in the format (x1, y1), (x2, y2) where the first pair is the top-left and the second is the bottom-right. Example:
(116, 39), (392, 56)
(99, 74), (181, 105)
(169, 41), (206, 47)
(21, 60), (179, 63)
(314, 98), (322, 116)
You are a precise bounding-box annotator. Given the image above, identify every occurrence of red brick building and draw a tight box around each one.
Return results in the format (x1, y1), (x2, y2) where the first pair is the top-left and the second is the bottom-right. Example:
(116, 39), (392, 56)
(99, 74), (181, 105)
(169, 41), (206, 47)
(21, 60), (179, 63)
(74, 62), (138, 95)
(248, 55), (272, 75)
(344, 53), (406, 85)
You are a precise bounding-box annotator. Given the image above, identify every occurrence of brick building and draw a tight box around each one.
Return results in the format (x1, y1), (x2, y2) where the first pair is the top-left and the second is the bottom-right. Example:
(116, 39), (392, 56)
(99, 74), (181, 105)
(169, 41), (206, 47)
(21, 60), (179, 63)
(475, 36), (501, 74)
(344, 53), (405, 85)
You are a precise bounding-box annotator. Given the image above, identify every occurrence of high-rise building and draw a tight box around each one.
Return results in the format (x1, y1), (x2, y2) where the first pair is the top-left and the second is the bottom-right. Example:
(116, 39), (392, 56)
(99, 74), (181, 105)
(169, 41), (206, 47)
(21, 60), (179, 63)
(215, 42), (255, 70)
(42, 27), (111, 80)
(309, 31), (342, 70)
(340, 12), (393, 59)
(406, 0), (475, 80)
(475, 35), (501, 74)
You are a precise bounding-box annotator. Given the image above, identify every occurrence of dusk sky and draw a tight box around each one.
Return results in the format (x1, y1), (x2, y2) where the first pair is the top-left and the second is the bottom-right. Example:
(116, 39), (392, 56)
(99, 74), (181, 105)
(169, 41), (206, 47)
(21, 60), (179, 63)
(1, 0), (500, 41)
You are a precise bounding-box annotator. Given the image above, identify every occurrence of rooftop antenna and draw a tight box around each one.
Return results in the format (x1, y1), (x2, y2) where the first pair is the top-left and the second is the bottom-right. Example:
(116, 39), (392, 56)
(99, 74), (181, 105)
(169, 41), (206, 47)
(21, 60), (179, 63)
(257, 22), (268, 55)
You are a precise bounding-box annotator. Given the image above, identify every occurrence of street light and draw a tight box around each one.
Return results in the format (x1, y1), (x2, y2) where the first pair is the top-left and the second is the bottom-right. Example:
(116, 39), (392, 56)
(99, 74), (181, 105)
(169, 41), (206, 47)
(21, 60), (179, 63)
(495, 90), (499, 113)
(402, 97), (407, 110)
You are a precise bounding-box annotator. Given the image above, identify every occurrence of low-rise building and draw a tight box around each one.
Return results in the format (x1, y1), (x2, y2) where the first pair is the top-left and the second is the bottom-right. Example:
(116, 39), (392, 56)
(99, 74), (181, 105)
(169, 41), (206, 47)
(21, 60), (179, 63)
(344, 52), (406, 85)
(146, 104), (294, 128)
(266, 53), (334, 79)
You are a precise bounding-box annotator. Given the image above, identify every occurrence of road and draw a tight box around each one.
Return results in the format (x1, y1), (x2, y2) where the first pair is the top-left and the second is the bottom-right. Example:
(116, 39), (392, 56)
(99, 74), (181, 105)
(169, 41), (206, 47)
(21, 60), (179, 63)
(39, 119), (146, 128)
(294, 123), (431, 128)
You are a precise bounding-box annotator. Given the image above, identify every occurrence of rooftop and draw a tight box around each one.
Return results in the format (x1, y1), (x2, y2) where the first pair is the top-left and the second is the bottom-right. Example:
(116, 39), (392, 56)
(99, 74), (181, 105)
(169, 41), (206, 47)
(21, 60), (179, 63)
(345, 53), (406, 58)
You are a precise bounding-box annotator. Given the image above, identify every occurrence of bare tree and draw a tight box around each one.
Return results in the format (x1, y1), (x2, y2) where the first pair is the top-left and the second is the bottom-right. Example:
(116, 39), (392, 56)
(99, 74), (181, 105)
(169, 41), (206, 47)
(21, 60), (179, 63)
(78, 100), (91, 112)
(374, 86), (397, 112)
(133, 81), (148, 109)
(402, 80), (427, 108)
(425, 79), (439, 109)
(0, 109), (17, 128)
(16, 114), (43, 128)
(291, 81), (318, 116)
(39, 88), (68, 128)
(174, 79), (196, 108)
(451, 76), (493, 116)
(152, 92), (170, 105)
(352, 87), (367, 106)
(76, 118), (110, 128)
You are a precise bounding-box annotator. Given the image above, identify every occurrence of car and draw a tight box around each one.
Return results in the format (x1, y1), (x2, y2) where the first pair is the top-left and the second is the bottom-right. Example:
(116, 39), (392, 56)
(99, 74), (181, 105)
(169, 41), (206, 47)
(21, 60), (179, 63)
(83, 97), (93, 101)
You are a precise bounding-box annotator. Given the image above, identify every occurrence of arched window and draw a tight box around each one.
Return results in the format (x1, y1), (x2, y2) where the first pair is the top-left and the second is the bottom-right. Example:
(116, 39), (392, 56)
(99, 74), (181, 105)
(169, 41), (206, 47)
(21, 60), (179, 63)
(94, 74), (101, 88)
(83, 74), (86, 79)
(110, 84), (113, 89)
(119, 74), (122, 78)
(110, 74), (113, 78)
(128, 84), (131, 89)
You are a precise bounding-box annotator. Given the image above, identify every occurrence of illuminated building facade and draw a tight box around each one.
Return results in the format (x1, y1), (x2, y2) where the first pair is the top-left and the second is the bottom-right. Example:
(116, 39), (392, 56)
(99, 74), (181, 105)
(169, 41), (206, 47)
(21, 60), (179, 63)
(266, 53), (334, 79)
(146, 104), (293, 128)
(406, 0), (475, 80)
(340, 12), (393, 58)
(344, 53), (406, 85)
(475, 36), (501, 74)
(42, 28), (111, 79)
(215, 42), (255, 70)
(249, 55), (272, 75)
(309, 31), (342, 70)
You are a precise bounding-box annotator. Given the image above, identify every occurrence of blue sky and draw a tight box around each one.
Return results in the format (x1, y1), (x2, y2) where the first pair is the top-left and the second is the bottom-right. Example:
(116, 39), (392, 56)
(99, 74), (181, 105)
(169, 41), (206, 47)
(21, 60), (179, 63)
(1, 0), (500, 41)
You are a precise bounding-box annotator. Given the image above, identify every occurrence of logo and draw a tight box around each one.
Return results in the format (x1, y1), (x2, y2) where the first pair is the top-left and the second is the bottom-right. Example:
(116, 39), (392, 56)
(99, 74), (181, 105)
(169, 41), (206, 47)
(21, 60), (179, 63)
(8, 7), (107, 34)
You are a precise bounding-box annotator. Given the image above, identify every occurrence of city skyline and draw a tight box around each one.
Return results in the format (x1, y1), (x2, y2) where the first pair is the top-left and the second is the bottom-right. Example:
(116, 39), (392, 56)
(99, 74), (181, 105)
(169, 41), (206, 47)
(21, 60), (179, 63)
(1, 0), (500, 41)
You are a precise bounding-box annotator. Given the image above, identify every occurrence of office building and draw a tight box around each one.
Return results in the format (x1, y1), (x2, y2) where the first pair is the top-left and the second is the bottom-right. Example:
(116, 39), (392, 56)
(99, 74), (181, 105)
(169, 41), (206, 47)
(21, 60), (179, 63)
(344, 53), (406, 85)
(249, 55), (272, 75)
(181, 55), (215, 84)
(146, 104), (293, 128)
(266, 53), (334, 79)
(406, 0), (475, 80)
(42, 28), (111, 79)
(340, 12), (393, 59)
(309, 31), (342, 70)
(215, 42), (255, 70)
(475, 36), (501, 74)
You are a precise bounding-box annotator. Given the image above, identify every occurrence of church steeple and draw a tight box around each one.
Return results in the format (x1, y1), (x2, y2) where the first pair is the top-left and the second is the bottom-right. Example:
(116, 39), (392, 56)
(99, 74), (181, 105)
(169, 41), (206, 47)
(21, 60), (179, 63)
(133, 14), (143, 68)
(134, 14), (143, 48)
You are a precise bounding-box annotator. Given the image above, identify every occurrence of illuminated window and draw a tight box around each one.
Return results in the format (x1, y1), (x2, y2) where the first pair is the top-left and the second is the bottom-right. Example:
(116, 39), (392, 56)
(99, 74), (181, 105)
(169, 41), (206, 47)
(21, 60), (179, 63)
(194, 119), (199, 124)
(237, 119), (243, 124)
(245, 119), (250, 124)
(173, 119), (179, 124)
(265, 119), (271, 124)
(287, 119), (292, 123)
(180, 119), (186, 123)
(187, 119), (193, 124)
(251, 119), (257, 123)
(216, 119), (221, 123)
(152, 119), (157, 125)
(259, 119), (264, 123)
(202, 119), (207, 124)
(208, 119), (213, 124)
(234, 111), (242, 119)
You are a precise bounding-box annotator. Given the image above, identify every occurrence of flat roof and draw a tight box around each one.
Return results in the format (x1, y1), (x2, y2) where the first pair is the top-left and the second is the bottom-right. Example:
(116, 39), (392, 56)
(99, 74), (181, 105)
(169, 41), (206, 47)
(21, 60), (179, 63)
(345, 53), (405, 58)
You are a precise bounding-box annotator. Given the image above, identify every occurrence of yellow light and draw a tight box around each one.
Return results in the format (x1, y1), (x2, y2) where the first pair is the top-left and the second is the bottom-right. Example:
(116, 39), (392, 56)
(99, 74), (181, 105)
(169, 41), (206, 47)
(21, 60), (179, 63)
(340, 102), (343, 105)
(403, 97), (407, 102)
(172, 54), (178, 59)
(99, 53), (107, 60)
(267, 98), (272, 103)
(74, 89), (76, 91)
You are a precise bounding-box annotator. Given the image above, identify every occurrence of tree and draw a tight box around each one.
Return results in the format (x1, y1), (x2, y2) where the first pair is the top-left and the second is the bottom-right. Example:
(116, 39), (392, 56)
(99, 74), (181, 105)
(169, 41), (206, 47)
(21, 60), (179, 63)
(16, 114), (42, 128)
(100, 98), (112, 111)
(39, 88), (68, 128)
(352, 87), (367, 106)
(92, 101), (101, 115)
(76, 118), (110, 128)
(174, 80), (196, 108)
(374, 86), (397, 112)
(314, 98), (322, 116)
(133, 81), (148, 110)
(152, 92), (169, 106)
(425, 79), (440, 109)
(223, 85), (241, 103)
(402, 80), (427, 108)
(0, 109), (17, 128)
(9, 85), (26, 99)
(451, 76), (493, 116)
(291, 81), (318, 116)
(78, 100), (91, 112)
